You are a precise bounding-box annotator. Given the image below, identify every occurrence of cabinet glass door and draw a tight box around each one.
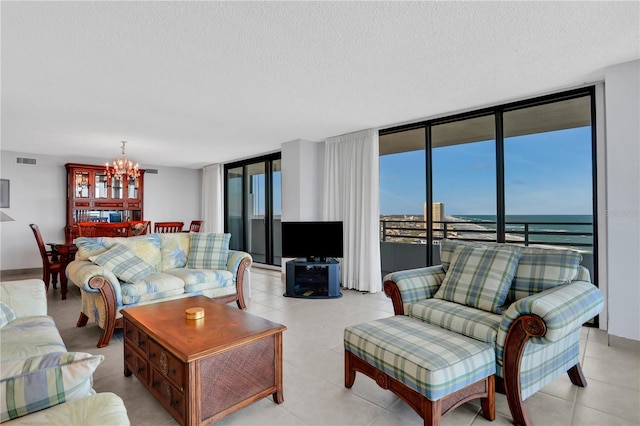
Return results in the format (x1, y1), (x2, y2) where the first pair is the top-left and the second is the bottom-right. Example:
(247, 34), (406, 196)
(95, 173), (108, 198)
(127, 177), (139, 199)
(111, 177), (123, 199)
(75, 171), (90, 198)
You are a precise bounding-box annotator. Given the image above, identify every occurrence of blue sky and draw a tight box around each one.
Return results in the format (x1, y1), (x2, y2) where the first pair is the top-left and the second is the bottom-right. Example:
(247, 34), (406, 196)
(380, 126), (593, 216)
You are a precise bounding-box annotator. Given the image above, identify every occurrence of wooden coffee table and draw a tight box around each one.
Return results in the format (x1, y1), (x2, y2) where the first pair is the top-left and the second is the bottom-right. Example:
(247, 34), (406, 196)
(121, 296), (286, 425)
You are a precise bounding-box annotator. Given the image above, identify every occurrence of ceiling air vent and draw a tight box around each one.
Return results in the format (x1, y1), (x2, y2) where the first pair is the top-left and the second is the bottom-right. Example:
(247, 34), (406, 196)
(16, 157), (37, 165)
(145, 169), (158, 174)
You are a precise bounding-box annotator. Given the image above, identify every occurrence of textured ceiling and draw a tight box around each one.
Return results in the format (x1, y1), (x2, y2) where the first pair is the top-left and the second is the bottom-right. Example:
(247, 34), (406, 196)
(1, 1), (638, 169)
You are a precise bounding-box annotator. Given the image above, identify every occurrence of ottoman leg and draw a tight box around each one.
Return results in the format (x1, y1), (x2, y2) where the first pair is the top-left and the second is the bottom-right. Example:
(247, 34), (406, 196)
(345, 351), (356, 388)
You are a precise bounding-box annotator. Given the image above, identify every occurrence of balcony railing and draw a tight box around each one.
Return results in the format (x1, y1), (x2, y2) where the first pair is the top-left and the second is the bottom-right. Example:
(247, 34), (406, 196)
(380, 219), (594, 250)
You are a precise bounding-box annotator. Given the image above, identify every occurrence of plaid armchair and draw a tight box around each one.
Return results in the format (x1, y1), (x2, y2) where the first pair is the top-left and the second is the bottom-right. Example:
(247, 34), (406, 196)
(383, 239), (604, 426)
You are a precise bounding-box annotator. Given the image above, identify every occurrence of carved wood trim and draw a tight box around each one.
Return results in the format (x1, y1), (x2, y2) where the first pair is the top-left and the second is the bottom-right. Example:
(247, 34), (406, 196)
(88, 276), (119, 348)
(235, 257), (251, 310)
(502, 314), (546, 426)
(383, 280), (405, 315)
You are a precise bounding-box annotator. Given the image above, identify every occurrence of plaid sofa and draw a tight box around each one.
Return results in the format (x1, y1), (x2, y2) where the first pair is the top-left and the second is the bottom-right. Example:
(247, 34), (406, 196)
(66, 232), (252, 348)
(383, 239), (604, 426)
(0, 279), (129, 424)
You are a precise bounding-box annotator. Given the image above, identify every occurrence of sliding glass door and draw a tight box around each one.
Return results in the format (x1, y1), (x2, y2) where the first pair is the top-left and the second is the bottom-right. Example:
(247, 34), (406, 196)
(224, 154), (282, 266)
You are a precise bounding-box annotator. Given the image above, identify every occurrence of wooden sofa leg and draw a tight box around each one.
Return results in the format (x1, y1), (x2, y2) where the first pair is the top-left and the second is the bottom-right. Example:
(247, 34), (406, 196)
(567, 363), (587, 387)
(77, 312), (89, 327)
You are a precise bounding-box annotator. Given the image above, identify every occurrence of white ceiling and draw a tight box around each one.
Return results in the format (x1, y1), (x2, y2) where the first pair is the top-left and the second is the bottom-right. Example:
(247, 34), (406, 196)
(1, 1), (638, 169)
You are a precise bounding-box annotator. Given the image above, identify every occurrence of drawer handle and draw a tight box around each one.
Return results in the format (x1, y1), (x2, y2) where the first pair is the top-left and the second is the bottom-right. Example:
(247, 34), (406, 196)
(149, 352), (156, 359)
(137, 366), (145, 373)
(169, 369), (176, 375)
(170, 400), (179, 407)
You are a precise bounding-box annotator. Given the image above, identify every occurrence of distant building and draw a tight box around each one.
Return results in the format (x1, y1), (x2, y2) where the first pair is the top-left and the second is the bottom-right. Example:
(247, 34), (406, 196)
(424, 202), (445, 230)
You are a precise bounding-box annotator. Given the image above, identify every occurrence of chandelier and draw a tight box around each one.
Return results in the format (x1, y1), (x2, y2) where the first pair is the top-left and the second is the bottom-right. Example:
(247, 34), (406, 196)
(106, 141), (139, 180)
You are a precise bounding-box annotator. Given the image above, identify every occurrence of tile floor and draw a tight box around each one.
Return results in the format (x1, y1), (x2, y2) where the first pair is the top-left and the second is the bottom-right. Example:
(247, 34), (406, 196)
(32, 268), (640, 425)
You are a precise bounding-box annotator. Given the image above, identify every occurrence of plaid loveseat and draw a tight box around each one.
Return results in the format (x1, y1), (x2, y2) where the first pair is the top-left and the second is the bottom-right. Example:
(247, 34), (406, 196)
(383, 239), (604, 426)
(66, 232), (252, 348)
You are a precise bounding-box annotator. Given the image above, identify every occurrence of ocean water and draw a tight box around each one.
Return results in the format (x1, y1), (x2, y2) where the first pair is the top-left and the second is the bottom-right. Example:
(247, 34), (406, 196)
(451, 214), (593, 246)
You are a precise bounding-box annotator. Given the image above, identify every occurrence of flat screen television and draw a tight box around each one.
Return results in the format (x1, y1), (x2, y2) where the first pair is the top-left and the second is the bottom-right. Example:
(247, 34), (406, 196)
(281, 221), (343, 262)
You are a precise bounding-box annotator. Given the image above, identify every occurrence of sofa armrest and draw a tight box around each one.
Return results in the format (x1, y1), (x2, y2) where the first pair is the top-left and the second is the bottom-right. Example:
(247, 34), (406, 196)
(498, 280), (604, 347)
(227, 250), (252, 309)
(382, 265), (446, 315)
(66, 260), (123, 306)
(0, 279), (47, 318)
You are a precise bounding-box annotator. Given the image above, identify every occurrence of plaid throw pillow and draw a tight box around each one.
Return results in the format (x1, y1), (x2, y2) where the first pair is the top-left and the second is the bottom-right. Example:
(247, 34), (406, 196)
(0, 352), (104, 421)
(187, 233), (231, 270)
(0, 302), (16, 329)
(434, 245), (522, 314)
(89, 243), (156, 283)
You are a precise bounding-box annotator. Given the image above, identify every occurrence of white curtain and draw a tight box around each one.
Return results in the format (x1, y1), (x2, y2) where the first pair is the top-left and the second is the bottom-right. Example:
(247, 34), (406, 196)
(201, 164), (224, 233)
(323, 129), (382, 293)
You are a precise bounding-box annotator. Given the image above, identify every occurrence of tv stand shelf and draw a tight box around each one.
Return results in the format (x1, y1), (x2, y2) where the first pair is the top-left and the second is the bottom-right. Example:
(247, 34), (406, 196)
(284, 258), (341, 299)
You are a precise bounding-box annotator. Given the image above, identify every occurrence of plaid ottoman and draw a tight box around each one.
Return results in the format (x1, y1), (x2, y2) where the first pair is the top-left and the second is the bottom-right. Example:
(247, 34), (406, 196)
(344, 315), (495, 426)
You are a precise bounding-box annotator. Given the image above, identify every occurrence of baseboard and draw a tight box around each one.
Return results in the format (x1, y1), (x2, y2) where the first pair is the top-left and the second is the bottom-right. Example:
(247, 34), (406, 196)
(0, 268), (42, 281)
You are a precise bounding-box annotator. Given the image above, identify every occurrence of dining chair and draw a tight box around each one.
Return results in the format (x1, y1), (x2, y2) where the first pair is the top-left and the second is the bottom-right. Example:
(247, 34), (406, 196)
(78, 222), (131, 237)
(28, 224), (64, 291)
(94, 223), (132, 237)
(188, 220), (204, 232)
(130, 220), (151, 236)
(154, 221), (184, 233)
(77, 222), (98, 237)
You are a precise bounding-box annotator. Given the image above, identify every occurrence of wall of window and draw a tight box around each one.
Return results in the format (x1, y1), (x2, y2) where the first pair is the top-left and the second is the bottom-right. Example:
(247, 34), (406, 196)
(379, 87), (597, 284)
(224, 154), (282, 266)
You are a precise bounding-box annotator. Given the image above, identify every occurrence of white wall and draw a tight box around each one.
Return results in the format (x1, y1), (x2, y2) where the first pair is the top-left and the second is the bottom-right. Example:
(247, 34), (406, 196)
(0, 150), (201, 271)
(603, 60), (640, 341)
(281, 139), (325, 222)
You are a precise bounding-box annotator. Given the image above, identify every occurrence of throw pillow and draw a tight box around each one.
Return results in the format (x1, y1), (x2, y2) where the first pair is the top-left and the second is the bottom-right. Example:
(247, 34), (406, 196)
(187, 233), (231, 270)
(159, 233), (191, 270)
(89, 243), (156, 283)
(0, 352), (104, 422)
(0, 302), (16, 329)
(434, 245), (522, 314)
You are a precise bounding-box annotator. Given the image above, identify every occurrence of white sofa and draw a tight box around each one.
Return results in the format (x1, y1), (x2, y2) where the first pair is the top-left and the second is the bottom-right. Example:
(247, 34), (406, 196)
(0, 279), (129, 425)
(66, 232), (252, 347)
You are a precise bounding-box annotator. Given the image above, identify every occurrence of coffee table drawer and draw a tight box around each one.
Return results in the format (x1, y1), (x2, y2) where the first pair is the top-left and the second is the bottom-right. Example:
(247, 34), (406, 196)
(150, 368), (185, 420)
(124, 345), (149, 382)
(124, 321), (148, 354)
(149, 340), (184, 389)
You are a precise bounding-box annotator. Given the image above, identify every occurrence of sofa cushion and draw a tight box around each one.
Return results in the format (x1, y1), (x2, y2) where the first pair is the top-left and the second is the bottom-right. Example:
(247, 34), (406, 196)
(500, 245), (582, 302)
(0, 352), (104, 422)
(120, 272), (185, 304)
(0, 302), (16, 329)
(0, 316), (66, 360)
(159, 233), (191, 270)
(440, 239), (485, 271)
(0, 392), (130, 426)
(75, 234), (162, 270)
(408, 299), (501, 343)
(89, 243), (156, 284)
(434, 245), (521, 313)
(187, 233), (231, 270)
(164, 268), (233, 293)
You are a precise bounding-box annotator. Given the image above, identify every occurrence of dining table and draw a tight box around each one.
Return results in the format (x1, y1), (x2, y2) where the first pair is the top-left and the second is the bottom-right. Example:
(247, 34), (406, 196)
(47, 242), (78, 300)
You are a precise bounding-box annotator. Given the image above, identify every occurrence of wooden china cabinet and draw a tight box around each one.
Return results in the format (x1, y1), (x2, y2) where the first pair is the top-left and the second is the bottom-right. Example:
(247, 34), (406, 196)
(65, 163), (145, 243)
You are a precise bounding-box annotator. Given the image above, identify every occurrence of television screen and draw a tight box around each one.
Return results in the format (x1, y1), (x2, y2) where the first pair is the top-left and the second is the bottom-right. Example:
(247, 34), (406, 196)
(281, 221), (343, 261)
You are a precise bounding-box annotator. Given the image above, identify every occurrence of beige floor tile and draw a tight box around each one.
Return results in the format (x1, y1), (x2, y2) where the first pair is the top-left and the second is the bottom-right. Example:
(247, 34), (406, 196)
(19, 266), (637, 426)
